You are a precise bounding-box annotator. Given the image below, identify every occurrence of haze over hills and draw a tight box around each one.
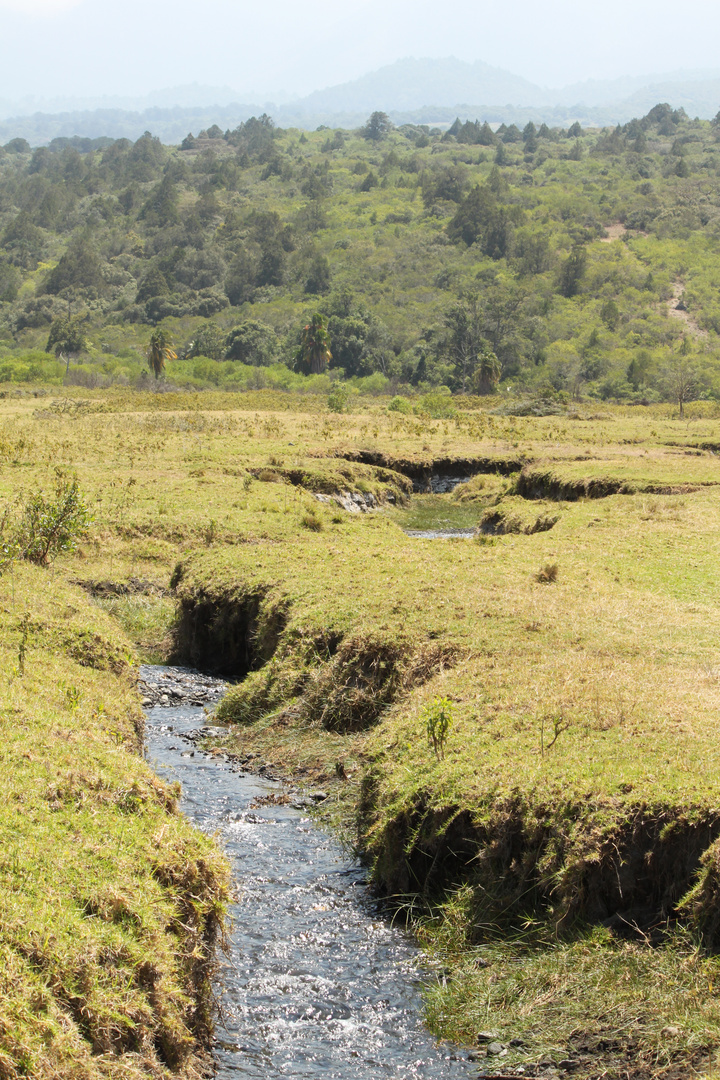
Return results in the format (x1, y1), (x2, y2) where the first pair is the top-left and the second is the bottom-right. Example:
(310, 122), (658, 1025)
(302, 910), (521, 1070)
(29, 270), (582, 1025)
(1, 57), (720, 145)
(0, 84), (253, 119)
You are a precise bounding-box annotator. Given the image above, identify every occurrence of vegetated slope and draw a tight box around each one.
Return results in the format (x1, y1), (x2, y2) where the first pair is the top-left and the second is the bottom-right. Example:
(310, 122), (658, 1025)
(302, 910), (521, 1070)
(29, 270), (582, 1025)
(0, 563), (229, 1079)
(1, 104), (720, 406)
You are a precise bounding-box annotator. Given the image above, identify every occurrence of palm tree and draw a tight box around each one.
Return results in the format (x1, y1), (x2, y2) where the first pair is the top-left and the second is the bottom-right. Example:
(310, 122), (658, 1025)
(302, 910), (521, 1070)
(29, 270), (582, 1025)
(147, 329), (177, 379)
(475, 348), (502, 395)
(294, 313), (332, 375)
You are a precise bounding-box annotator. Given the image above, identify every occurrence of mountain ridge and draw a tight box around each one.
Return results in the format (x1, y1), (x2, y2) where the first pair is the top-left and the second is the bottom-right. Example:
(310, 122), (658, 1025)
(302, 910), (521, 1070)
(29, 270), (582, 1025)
(2, 57), (720, 145)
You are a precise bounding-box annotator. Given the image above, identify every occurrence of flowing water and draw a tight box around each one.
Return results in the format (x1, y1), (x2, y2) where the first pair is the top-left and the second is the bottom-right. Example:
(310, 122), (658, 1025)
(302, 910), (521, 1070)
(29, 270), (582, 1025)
(142, 666), (476, 1079)
(403, 529), (475, 539)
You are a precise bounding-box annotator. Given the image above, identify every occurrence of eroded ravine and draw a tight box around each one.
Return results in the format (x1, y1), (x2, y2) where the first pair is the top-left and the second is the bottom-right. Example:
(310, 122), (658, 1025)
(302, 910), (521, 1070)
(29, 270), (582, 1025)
(142, 666), (476, 1079)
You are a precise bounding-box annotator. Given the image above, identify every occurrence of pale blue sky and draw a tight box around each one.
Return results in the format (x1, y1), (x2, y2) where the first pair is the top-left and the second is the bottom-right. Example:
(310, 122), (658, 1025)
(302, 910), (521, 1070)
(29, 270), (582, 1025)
(0, 0), (718, 103)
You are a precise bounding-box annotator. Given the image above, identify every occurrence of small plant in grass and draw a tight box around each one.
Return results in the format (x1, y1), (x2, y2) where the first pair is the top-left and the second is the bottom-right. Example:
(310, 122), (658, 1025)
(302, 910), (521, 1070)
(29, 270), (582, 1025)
(422, 696), (455, 759)
(536, 562), (558, 583)
(300, 511), (324, 531)
(204, 519), (217, 545)
(16, 611), (30, 676)
(540, 712), (570, 757)
(63, 683), (82, 711)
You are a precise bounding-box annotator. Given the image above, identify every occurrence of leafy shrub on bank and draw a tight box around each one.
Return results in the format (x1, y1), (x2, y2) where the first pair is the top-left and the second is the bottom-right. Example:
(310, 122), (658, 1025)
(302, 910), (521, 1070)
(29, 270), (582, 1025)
(1, 472), (92, 569)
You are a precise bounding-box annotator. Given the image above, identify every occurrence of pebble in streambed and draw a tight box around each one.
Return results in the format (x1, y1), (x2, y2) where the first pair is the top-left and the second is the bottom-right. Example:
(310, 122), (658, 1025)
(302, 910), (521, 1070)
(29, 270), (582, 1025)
(141, 666), (479, 1079)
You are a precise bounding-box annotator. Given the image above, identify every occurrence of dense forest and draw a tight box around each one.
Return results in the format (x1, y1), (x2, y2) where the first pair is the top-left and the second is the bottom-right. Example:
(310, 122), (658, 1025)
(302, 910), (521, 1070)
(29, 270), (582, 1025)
(1, 104), (719, 402)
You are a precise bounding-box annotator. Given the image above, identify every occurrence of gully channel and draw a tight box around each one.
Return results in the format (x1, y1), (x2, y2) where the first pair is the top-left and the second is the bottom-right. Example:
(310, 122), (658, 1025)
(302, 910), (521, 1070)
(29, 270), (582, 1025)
(141, 665), (477, 1079)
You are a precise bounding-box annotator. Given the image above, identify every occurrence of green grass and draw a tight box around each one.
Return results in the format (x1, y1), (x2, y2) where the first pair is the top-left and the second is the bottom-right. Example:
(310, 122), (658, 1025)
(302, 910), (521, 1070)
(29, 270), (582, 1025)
(423, 920), (720, 1077)
(91, 594), (178, 662)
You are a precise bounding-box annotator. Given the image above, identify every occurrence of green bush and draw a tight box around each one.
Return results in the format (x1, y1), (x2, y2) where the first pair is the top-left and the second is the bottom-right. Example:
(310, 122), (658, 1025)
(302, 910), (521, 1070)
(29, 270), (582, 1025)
(327, 385), (350, 413)
(417, 391), (457, 418)
(2, 473), (92, 568)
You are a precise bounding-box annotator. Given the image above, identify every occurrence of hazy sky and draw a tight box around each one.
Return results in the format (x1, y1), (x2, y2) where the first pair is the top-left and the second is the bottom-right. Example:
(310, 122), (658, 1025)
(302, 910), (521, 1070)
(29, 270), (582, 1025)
(1, 0), (720, 103)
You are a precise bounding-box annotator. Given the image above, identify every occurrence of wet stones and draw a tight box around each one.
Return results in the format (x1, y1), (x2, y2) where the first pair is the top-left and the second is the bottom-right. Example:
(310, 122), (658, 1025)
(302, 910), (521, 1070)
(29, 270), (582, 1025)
(139, 665), (225, 707)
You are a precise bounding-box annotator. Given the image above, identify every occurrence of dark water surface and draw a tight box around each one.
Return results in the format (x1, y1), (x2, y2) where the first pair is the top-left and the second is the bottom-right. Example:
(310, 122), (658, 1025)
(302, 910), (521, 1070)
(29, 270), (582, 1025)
(143, 667), (475, 1079)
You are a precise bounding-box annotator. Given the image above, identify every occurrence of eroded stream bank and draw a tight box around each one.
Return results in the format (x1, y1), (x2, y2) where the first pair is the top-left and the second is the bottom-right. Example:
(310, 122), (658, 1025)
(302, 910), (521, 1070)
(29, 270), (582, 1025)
(141, 666), (476, 1079)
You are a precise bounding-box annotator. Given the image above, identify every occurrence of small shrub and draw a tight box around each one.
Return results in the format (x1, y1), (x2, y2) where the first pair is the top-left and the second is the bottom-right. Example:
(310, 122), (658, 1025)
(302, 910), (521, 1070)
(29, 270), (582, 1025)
(536, 562), (559, 583)
(4, 473), (92, 567)
(421, 696), (455, 759)
(416, 391), (457, 419)
(327, 385), (350, 413)
(388, 395), (412, 414)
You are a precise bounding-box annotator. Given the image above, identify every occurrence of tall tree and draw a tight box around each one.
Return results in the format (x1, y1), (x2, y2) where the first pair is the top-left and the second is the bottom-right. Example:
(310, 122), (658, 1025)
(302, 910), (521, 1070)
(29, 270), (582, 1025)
(147, 329), (176, 380)
(362, 112), (392, 141)
(661, 350), (699, 417)
(46, 313), (89, 362)
(474, 348), (502, 395)
(294, 313), (332, 375)
(558, 246), (587, 298)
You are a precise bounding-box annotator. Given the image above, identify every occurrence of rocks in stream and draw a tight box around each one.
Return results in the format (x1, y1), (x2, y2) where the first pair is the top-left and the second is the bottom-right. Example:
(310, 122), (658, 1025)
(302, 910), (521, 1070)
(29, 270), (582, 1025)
(139, 666), (225, 707)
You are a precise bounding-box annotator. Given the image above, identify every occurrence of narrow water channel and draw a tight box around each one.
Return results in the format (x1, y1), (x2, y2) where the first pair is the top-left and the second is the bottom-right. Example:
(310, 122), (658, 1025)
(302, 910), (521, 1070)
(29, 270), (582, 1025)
(142, 666), (476, 1079)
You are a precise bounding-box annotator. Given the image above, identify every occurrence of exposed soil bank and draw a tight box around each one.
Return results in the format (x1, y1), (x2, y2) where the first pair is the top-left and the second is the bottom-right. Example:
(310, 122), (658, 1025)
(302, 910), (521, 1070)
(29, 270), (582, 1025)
(479, 506), (559, 534)
(359, 786), (720, 942)
(337, 448), (526, 491)
(516, 465), (705, 500)
(251, 459), (413, 504)
(171, 578), (287, 679)
(171, 574), (458, 731)
(169, 575), (720, 949)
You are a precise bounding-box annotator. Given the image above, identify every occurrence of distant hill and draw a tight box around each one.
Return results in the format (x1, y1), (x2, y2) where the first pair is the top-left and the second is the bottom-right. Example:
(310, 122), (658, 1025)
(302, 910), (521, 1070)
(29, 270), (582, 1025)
(616, 77), (720, 119)
(296, 58), (720, 122)
(2, 57), (720, 145)
(298, 57), (546, 113)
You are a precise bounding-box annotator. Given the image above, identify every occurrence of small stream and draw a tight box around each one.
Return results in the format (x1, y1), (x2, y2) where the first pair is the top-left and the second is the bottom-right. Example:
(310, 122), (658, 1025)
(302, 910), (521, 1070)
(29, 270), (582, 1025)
(142, 666), (477, 1079)
(403, 529), (475, 539)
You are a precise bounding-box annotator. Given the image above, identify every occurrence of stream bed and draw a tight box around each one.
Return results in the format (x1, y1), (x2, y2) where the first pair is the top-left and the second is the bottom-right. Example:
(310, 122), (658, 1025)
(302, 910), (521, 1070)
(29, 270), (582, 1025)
(142, 666), (477, 1079)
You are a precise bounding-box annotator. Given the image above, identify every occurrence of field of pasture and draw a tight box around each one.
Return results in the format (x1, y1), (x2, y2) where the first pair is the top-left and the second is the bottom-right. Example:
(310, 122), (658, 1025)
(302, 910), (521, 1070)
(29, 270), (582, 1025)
(3, 386), (720, 1078)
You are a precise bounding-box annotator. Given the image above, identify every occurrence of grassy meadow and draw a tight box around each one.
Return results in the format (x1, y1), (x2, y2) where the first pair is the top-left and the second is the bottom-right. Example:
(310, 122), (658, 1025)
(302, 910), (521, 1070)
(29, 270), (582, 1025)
(2, 386), (720, 1076)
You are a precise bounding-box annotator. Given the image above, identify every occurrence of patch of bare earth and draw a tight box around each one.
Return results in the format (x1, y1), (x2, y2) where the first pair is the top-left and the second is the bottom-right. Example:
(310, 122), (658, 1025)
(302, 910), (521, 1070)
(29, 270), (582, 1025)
(667, 282), (708, 338)
(600, 223), (627, 242)
(600, 223), (648, 243)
